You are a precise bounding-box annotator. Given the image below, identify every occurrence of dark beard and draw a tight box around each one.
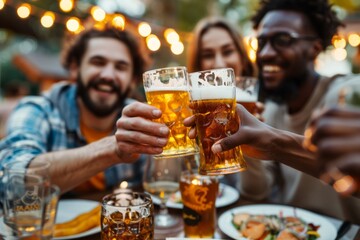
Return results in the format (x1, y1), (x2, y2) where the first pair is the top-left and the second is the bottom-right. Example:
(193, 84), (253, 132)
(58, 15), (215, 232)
(76, 75), (130, 117)
(258, 71), (308, 104)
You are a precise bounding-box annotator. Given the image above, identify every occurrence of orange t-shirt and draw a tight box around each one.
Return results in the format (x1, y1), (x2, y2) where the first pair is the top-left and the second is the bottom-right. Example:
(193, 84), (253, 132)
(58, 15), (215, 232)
(74, 121), (113, 193)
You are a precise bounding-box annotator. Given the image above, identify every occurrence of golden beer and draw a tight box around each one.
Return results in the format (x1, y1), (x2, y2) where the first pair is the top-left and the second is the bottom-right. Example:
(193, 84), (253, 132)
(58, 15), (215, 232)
(180, 171), (219, 238)
(101, 192), (154, 240)
(189, 69), (247, 175)
(145, 89), (197, 156)
(143, 66), (197, 157)
(237, 101), (257, 115)
(191, 97), (247, 175)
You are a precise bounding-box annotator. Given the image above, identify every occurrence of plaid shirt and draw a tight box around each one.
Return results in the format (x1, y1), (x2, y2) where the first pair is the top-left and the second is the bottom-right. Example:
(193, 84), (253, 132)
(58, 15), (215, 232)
(0, 82), (145, 190)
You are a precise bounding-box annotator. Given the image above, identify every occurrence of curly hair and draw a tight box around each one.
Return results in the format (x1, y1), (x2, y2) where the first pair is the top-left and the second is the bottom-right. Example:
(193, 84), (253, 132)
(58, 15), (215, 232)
(61, 26), (151, 83)
(252, 0), (344, 50)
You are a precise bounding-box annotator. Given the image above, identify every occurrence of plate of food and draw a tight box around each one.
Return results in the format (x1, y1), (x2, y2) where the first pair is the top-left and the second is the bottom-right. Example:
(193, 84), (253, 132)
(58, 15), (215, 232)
(151, 183), (239, 209)
(218, 204), (337, 240)
(54, 199), (101, 239)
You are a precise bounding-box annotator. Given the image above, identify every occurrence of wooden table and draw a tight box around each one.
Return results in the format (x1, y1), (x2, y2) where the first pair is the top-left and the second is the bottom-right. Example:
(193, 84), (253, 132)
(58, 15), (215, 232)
(59, 190), (360, 240)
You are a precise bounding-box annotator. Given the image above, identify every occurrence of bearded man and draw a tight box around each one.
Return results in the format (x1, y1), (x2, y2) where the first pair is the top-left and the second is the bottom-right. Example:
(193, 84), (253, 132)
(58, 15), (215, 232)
(0, 26), (169, 195)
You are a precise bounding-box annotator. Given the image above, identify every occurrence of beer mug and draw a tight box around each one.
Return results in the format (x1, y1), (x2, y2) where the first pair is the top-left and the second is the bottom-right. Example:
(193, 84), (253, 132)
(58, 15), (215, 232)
(180, 170), (219, 238)
(143, 66), (198, 157)
(235, 76), (259, 114)
(101, 191), (154, 240)
(188, 68), (247, 175)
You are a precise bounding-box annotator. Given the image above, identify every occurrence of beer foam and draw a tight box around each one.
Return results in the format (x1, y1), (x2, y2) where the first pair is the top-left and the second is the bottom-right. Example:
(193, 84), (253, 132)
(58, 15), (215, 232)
(191, 86), (234, 100)
(146, 86), (188, 92)
(236, 87), (257, 102)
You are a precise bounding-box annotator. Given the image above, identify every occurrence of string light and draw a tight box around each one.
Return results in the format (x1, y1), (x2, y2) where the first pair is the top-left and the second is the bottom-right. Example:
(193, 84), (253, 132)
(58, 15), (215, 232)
(66, 17), (81, 33)
(0, 0), (5, 10)
(332, 48), (347, 61)
(164, 28), (179, 45)
(40, 11), (55, 28)
(332, 35), (347, 49)
(59, 0), (74, 13)
(348, 33), (360, 47)
(138, 22), (152, 37)
(17, 3), (31, 19)
(146, 34), (161, 51)
(90, 6), (106, 22)
(111, 14), (125, 30)
(170, 41), (184, 55)
(3, 0), (360, 59)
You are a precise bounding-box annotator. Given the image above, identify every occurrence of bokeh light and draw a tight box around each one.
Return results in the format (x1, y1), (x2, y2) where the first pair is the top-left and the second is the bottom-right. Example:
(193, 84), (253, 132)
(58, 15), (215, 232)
(59, 0), (73, 12)
(146, 34), (161, 51)
(91, 6), (106, 22)
(138, 22), (151, 37)
(17, 3), (31, 19)
(171, 41), (184, 55)
(40, 11), (55, 28)
(0, 0), (5, 10)
(331, 48), (347, 61)
(164, 28), (180, 45)
(348, 33), (360, 47)
(112, 15), (125, 30)
(66, 17), (80, 32)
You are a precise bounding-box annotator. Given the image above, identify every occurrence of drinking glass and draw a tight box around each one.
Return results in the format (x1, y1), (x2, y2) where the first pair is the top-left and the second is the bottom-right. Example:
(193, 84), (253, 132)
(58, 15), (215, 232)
(143, 66), (198, 157)
(1, 160), (55, 239)
(142, 154), (186, 236)
(235, 76), (259, 114)
(180, 170), (219, 238)
(188, 68), (247, 175)
(3, 171), (46, 238)
(41, 185), (60, 240)
(101, 191), (154, 240)
(303, 81), (360, 194)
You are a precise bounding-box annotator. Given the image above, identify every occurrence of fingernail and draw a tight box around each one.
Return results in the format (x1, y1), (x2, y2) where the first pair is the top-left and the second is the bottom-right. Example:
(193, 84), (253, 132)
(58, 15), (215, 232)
(157, 138), (167, 146)
(160, 127), (169, 135)
(212, 144), (222, 153)
(152, 109), (161, 117)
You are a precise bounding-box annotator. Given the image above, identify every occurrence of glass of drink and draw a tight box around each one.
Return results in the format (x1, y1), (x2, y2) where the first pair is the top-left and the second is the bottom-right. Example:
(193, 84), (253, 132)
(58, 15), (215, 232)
(188, 68), (247, 175)
(2, 160), (52, 238)
(303, 81), (360, 195)
(142, 154), (187, 236)
(180, 170), (219, 238)
(3, 171), (46, 238)
(235, 76), (259, 114)
(101, 191), (154, 240)
(143, 66), (198, 157)
(41, 184), (60, 240)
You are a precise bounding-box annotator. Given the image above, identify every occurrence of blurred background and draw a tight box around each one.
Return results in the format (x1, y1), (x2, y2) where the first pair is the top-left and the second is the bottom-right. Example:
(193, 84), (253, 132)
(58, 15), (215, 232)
(0, 0), (359, 96)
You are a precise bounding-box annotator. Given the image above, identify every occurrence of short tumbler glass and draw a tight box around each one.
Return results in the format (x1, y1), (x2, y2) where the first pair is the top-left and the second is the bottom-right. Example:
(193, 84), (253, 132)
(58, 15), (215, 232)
(101, 191), (154, 240)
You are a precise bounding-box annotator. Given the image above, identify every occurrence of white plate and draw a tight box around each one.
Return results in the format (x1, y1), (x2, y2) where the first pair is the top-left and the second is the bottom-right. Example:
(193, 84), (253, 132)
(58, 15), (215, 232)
(151, 183), (239, 209)
(54, 199), (101, 240)
(218, 204), (337, 240)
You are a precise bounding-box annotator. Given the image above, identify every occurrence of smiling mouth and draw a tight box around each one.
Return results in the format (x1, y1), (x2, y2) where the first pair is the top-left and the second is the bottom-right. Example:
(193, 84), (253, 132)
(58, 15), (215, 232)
(93, 83), (115, 93)
(262, 65), (281, 73)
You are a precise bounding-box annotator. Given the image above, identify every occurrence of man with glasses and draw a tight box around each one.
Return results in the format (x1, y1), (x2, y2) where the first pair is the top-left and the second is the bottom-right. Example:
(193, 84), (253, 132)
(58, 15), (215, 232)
(235, 0), (360, 224)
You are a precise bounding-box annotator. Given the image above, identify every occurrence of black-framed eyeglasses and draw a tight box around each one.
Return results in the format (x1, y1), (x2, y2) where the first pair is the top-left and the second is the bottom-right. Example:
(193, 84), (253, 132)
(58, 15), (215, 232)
(251, 32), (318, 52)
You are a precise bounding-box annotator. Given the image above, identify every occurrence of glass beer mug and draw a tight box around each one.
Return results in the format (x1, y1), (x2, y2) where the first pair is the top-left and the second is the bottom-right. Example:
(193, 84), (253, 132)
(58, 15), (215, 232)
(143, 66), (198, 157)
(188, 68), (247, 175)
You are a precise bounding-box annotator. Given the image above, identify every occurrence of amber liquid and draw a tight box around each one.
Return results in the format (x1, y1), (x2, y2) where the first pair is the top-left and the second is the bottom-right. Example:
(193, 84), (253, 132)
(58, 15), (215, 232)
(101, 212), (154, 240)
(180, 176), (219, 238)
(191, 99), (247, 175)
(146, 90), (197, 157)
(237, 101), (257, 115)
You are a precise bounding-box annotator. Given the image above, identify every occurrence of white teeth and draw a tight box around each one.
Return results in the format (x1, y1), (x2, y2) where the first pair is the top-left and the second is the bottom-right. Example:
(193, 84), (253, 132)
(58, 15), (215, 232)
(97, 84), (112, 92)
(263, 65), (281, 72)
